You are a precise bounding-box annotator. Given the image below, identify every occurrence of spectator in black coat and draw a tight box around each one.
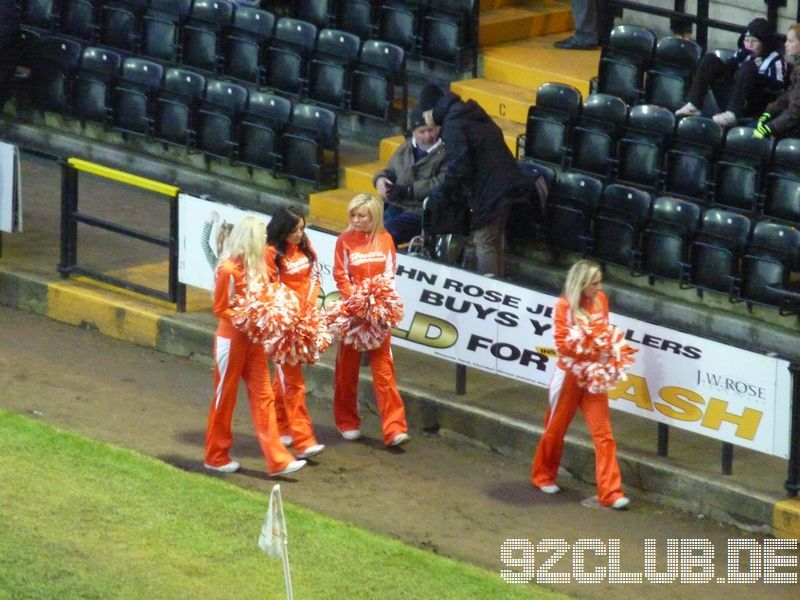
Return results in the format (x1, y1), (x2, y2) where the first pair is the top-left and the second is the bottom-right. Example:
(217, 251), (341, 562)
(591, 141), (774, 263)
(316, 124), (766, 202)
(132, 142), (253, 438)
(418, 84), (529, 278)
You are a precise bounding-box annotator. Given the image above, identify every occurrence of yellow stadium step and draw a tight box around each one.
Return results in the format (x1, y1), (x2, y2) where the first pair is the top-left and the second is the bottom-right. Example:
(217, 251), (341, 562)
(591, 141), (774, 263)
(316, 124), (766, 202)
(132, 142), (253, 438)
(450, 78), (535, 125)
(479, 1), (574, 46)
(308, 188), (354, 232)
(481, 34), (599, 96)
(343, 160), (383, 194)
(493, 116), (526, 155)
(379, 135), (405, 163)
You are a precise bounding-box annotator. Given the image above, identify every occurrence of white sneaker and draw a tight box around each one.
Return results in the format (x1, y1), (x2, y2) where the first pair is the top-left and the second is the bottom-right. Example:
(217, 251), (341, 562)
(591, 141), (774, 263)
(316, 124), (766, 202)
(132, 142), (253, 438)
(675, 102), (700, 117)
(341, 429), (362, 441)
(389, 432), (410, 447)
(296, 444), (325, 459)
(204, 460), (240, 473)
(611, 496), (631, 510)
(538, 484), (561, 494)
(271, 460), (306, 477)
(280, 435), (293, 447)
(712, 111), (737, 127)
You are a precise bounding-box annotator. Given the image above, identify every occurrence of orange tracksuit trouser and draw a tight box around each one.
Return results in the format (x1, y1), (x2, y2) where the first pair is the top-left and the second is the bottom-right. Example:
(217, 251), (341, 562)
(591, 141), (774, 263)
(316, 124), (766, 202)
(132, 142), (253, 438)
(205, 331), (295, 474)
(530, 367), (624, 506)
(333, 335), (407, 445)
(273, 362), (319, 453)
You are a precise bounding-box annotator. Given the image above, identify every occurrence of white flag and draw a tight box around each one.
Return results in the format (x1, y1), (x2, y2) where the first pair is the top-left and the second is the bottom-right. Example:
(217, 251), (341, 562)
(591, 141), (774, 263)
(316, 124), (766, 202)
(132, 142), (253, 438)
(259, 484), (287, 558)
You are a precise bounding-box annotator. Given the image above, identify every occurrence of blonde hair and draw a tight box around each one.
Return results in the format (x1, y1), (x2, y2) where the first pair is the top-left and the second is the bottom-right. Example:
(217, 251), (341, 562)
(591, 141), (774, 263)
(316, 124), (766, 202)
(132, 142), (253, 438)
(218, 215), (267, 286)
(562, 259), (602, 312)
(789, 23), (800, 39)
(347, 193), (384, 239)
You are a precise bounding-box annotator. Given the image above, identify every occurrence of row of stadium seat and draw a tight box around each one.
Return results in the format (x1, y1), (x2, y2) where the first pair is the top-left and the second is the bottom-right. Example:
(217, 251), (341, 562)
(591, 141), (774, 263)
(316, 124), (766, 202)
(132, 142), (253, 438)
(523, 170), (800, 314)
(519, 83), (800, 227)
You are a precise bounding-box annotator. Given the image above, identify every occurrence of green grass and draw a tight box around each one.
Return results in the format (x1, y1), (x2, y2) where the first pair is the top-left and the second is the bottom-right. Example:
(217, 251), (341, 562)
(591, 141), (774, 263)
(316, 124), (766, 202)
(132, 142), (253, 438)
(0, 410), (562, 600)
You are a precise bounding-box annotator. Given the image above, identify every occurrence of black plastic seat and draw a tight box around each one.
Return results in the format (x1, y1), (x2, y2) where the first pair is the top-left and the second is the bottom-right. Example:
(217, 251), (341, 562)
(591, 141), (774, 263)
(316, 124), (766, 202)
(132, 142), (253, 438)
(544, 171), (604, 253)
(596, 24), (656, 105)
(687, 207), (752, 294)
(377, 1), (417, 54)
(336, 0), (375, 39)
(662, 116), (723, 202)
(565, 93), (627, 179)
(196, 80), (248, 160)
(22, 0), (60, 30)
(99, 1), (143, 51)
(140, 4), (183, 62)
(291, 0), (334, 28)
(182, 0), (235, 73)
(518, 82), (582, 166)
(591, 183), (652, 270)
(60, 0), (97, 41)
(641, 195), (701, 282)
(73, 46), (122, 124)
(30, 36), (83, 114)
(614, 104), (675, 190)
(711, 126), (773, 214)
(282, 103), (339, 186)
(420, 0), (477, 72)
(236, 91), (292, 172)
(111, 57), (164, 137)
(224, 7), (275, 85)
(762, 138), (800, 226)
(153, 68), (206, 148)
(308, 28), (361, 110)
(264, 17), (318, 96)
(350, 39), (406, 122)
(737, 220), (800, 313)
(645, 36), (703, 112)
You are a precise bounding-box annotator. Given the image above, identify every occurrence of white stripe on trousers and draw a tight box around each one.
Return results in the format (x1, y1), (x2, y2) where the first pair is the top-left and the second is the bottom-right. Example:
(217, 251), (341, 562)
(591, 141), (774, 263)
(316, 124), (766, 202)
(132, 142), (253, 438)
(213, 336), (232, 411)
(544, 367), (566, 430)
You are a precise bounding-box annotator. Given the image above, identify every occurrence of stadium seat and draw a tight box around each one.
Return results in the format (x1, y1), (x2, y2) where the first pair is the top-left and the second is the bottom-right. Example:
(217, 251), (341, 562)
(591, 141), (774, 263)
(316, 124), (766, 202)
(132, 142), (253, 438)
(641, 195), (701, 283)
(182, 0), (235, 73)
(265, 17), (318, 96)
(737, 220), (800, 313)
(111, 57), (164, 137)
(236, 91), (292, 172)
(614, 104), (675, 190)
(72, 46), (122, 125)
(30, 36), (83, 114)
(662, 116), (723, 202)
(596, 24), (656, 105)
(762, 138), (800, 226)
(350, 39), (406, 122)
(21, 0), (60, 30)
(377, 1), (417, 54)
(336, 0), (376, 39)
(291, 0), (335, 28)
(99, 1), (146, 51)
(565, 93), (627, 179)
(223, 7), (274, 85)
(711, 126), (772, 214)
(687, 207), (752, 295)
(519, 82), (582, 166)
(419, 0), (478, 72)
(140, 2), (185, 62)
(195, 80), (248, 161)
(282, 103), (339, 186)
(644, 36), (702, 112)
(591, 183), (652, 271)
(60, 0), (98, 41)
(544, 171), (604, 253)
(308, 28), (361, 110)
(153, 68), (206, 148)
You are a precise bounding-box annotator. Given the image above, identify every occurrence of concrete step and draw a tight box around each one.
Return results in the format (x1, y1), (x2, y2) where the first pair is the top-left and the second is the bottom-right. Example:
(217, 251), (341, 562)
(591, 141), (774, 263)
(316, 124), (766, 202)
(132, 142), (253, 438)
(343, 160), (383, 194)
(450, 77), (536, 125)
(308, 187), (353, 232)
(479, 1), (574, 46)
(481, 34), (599, 96)
(379, 135), (405, 163)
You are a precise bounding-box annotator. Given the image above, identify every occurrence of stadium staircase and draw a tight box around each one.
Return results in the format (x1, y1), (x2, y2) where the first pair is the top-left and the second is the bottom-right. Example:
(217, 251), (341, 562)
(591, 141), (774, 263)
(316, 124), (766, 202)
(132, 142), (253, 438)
(308, 0), (600, 232)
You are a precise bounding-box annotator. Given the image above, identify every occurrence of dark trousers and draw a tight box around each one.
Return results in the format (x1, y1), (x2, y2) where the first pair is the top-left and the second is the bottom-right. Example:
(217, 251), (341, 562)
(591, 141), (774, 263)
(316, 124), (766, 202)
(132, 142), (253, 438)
(687, 54), (771, 118)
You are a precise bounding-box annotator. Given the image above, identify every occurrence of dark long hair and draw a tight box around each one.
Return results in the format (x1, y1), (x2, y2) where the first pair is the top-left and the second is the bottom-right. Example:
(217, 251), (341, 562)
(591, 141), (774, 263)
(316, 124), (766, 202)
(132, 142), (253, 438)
(266, 206), (316, 274)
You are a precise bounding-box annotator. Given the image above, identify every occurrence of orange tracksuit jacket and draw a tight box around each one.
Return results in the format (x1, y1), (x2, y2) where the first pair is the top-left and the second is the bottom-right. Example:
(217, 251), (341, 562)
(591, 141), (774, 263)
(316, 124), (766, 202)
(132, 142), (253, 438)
(332, 229), (408, 444)
(530, 291), (625, 506)
(205, 257), (295, 474)
(265, 243), (321, 453)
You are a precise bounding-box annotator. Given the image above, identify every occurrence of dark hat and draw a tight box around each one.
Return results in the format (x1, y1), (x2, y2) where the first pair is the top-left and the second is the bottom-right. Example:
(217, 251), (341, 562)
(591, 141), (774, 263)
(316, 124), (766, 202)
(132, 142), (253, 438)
(408, 106), (426, 130)
(743, 18), (770, 42)
(417, 84), (444, 112)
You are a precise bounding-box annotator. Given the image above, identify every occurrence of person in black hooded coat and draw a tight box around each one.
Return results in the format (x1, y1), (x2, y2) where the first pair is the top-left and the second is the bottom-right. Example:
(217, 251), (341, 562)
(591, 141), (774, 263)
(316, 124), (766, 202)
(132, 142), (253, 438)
(418, 85), (528, 277)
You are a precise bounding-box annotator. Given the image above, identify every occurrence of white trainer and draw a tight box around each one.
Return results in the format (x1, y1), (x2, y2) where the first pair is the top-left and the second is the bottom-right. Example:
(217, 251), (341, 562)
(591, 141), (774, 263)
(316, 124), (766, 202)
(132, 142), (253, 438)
(538, 484), (561, 494)
(712, 111), (737, 127)
(341, 429), (362, 441)
(389, 432), (410, 447)
(271, 460), (307, 477)
(203, 460), (240, 473)
(280, 435), (293, 447)
(296, 444), (325, 459)
(611, 496), (631, 510)
(675, 102), (700, 117)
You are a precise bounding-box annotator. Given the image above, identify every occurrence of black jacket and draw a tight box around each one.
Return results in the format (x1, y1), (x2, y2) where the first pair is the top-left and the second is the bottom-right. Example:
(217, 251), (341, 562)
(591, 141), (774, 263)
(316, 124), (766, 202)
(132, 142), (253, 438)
(430, 92), (528, 229)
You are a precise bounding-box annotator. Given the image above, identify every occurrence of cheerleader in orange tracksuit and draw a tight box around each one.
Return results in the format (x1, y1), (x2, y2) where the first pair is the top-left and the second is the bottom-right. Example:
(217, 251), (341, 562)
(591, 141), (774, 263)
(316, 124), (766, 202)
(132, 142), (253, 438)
(265, 206), (325, 461)
(204, 216), (306, 477)
(530, 260), (630, 509)
(333, 193), (410, 447)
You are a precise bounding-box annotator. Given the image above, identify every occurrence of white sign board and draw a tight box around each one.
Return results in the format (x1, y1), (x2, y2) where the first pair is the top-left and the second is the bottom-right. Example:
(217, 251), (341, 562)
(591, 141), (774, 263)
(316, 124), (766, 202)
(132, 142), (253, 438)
(0, 142), (21, 233)
(177, 194), (793, 458)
